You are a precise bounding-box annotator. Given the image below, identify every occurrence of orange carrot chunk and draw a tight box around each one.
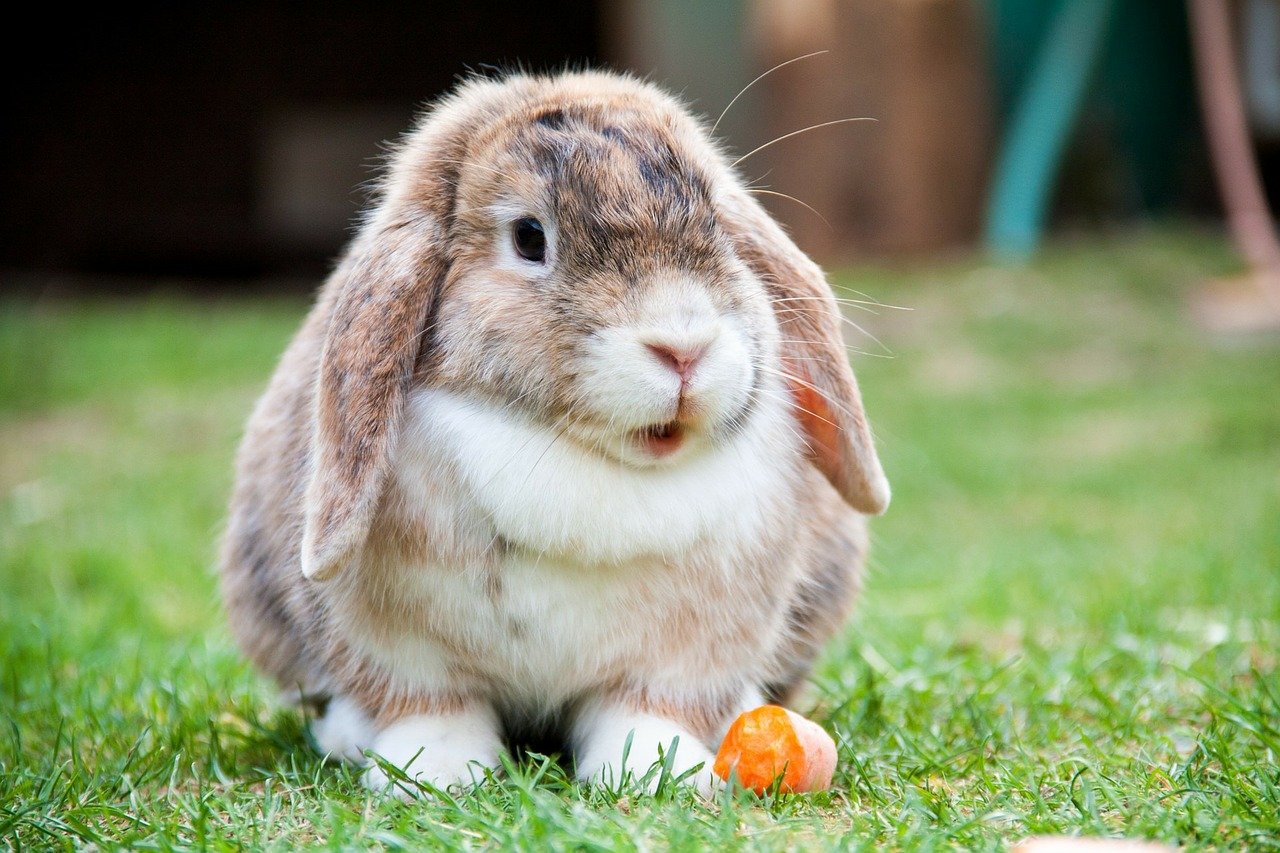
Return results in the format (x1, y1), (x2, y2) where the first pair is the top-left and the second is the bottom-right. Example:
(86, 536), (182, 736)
(713, 705), (837, 794)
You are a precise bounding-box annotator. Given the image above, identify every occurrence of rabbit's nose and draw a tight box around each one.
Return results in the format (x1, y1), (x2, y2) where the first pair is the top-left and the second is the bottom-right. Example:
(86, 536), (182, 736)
(644, 340), (709, 383)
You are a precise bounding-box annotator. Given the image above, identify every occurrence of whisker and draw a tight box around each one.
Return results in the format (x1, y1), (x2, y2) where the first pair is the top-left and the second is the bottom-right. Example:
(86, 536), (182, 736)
(768, 352), (827, 363)
(747, 189), (831, 230)
(731, 117), (878, 169)
(837, 285), (903, 306)
(711, 50), (829, 137)
(774, 336), (891, 357)
(772, 295), (880, 316)
(762, 361), (891, 436)
(386, 319), (440, 365)
(830, 315), (892, 355)
(516, 419), (569, 495)
(473, 384), (560, 494)
(775, 336), (896, 359)
(770, 305), (895, 355)
(768, 294), (913, 312)
(520, 399), (603, 494)
(772, 311), (894, 356)
(754, 365), (845, 432)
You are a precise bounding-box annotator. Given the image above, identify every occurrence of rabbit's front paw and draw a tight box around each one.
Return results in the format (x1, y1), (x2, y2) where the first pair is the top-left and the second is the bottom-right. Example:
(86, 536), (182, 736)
(574, 707), (718, 797)
(362, 708), (503, 799)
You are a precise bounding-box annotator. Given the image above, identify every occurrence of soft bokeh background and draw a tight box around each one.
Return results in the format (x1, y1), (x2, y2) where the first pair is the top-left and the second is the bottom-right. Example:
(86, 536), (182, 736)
(3, 2), (1279, 848)
(6, 0), (1278, 280)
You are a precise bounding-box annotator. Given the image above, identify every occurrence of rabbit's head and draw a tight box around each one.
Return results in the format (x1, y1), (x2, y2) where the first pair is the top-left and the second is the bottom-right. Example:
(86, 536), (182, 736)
(301, 71), (889, 581)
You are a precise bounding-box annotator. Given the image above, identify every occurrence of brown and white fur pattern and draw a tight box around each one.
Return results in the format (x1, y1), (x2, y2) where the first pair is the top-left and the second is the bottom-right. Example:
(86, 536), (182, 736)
(220, 70), (889, 797)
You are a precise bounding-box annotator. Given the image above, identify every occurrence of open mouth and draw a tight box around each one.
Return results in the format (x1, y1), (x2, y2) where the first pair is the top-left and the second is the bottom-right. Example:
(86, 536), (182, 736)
(634, 421), (685, 457)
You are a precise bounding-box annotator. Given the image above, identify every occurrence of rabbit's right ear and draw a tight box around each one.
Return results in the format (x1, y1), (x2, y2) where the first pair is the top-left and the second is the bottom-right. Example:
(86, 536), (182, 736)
(298, 77), (525, 581)
(299, 215), (449, 581)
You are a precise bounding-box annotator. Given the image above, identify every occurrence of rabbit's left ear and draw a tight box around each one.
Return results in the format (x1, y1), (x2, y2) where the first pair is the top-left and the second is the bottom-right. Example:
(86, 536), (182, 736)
(720, 189), (890, 515)
(300, 217), (449, 581)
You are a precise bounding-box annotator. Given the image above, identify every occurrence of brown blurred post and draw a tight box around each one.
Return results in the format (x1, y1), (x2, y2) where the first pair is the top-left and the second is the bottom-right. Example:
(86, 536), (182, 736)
(1187, 0), (1280, 331)
(604, 0), (757, 153)
(1189, 0), (1280, 276)
(747, 0), (993, 261)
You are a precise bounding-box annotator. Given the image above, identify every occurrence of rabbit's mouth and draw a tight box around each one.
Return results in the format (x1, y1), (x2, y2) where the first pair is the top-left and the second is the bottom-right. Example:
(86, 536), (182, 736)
(634, 420), (685, 457)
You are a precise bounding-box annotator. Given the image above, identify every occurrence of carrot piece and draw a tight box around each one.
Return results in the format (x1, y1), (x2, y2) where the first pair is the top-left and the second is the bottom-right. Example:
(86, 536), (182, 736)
(713, 705), (837, 794)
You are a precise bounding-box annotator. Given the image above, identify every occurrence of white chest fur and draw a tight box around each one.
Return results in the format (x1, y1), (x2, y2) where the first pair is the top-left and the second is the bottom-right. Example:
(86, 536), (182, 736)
(337, 385), (803, 707)
(398, 387), (799, 562)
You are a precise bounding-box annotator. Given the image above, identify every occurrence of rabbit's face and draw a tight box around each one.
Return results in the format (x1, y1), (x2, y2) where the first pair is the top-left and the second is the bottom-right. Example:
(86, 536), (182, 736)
(285, 71), (884, 585)
(428, 106), (776, 467)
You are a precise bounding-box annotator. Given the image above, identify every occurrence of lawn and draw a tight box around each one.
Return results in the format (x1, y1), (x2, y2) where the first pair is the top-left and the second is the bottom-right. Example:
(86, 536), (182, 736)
(2, 229), (1278, 850)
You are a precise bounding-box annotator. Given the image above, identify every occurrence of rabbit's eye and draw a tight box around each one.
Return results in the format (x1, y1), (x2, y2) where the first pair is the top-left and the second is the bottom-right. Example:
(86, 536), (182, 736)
(513, 218), (546, 263)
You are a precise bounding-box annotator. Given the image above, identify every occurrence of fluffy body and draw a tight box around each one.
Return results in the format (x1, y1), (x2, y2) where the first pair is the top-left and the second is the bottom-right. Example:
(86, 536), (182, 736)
(220, 70), (886, 796)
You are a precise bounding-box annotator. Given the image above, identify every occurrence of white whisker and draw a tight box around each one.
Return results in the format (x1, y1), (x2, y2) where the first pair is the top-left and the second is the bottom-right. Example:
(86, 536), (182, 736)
(711, 50), (829, 137)
(768, 294), (913, 312)
(731, 118), (877, 169)
(747, 189), (831, 230)
(770, 305), (895, 355)
(754, 366), (844, 432)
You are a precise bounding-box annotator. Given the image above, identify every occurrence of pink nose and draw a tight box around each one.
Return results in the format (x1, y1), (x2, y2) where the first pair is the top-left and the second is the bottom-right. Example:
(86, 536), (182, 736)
(645, 341), (708, 382)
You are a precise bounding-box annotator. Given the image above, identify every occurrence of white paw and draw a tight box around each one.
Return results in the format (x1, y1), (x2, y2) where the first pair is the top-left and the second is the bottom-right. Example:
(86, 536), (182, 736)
(310, 695), (374, 764)
(361, 708), (504, 799)
(574, 707), (718, 797)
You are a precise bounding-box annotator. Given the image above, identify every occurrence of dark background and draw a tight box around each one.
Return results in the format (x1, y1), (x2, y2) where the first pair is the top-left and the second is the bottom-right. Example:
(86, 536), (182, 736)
(3, 2), (1276, 290)
(2, 3), (603, 284)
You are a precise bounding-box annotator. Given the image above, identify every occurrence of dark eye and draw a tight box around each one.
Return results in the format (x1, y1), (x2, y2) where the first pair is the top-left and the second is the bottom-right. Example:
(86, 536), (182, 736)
(513, 217), (546, 263)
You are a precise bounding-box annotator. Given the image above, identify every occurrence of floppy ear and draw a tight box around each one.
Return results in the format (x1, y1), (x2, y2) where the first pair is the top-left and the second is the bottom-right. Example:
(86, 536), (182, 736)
(721, 191), (890, 515)
(299, 216), (449, 581)
(296, 76), (540, 580)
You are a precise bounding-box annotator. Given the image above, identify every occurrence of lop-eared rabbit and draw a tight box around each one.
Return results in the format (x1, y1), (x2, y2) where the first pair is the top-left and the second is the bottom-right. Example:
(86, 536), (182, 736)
(220, 70), (889, 797)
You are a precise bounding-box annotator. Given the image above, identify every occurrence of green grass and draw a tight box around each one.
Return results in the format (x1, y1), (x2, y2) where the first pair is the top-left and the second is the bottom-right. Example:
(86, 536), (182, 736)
(3, 229), (1279, 850)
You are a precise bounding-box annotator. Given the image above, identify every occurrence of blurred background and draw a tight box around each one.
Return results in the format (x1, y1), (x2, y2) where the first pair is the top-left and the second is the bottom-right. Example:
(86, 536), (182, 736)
(3, 0), (1278, 288)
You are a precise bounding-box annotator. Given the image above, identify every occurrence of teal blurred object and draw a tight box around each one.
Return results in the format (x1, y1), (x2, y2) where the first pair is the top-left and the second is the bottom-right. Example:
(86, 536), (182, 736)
(984, 0), (1198, 257)
(984, 0), (1114, 257)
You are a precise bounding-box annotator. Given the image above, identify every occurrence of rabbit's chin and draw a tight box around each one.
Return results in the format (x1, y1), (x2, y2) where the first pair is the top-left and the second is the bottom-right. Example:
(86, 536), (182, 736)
(555, 415), (719, 468)
(395, 382), (803, 564)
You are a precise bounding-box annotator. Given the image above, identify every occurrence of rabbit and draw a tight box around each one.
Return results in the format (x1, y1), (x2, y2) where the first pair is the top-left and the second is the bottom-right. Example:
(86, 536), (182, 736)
(219, 69), (889, 798)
